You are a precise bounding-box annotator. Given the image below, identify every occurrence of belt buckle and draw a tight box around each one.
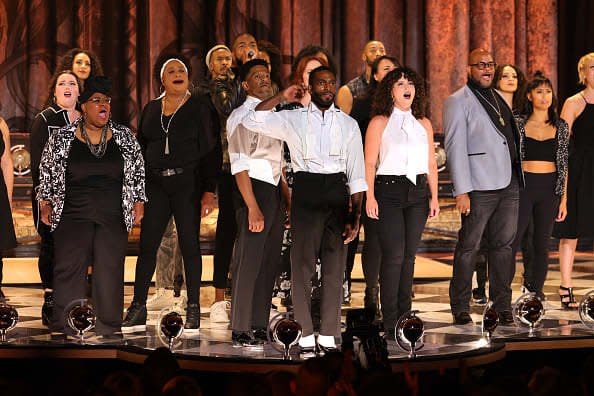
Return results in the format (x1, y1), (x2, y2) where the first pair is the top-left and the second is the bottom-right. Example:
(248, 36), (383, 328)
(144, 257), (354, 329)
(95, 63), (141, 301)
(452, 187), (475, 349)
(163, 169), (175, 177)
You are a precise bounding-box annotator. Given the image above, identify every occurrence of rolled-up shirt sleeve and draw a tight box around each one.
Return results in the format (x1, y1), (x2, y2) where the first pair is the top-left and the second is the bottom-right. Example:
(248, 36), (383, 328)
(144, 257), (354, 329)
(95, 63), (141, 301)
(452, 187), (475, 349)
(241, 109), (291, 142)
(345, 121), (368, 194)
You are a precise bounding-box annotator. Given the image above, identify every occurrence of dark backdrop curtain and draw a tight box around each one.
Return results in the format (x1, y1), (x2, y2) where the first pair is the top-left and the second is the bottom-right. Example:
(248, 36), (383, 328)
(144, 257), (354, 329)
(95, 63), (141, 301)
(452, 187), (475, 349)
(558, 0), (594, 104)
(0, 0), (559, 134)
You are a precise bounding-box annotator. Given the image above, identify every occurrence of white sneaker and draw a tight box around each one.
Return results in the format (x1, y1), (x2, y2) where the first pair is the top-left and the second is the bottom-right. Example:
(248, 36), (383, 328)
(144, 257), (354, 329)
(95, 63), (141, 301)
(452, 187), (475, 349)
(210, 300), (230, 323)
(174, 290), (187, 308)
(146, 288), (175, 311)
(317, 334), (337, 349)
(298, 334), (316, 348)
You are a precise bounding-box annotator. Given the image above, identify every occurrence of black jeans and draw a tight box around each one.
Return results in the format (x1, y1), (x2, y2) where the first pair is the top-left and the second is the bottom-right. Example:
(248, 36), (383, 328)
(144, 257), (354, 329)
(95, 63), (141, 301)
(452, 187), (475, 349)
(375, 175), (428, 330)
(134, 172), (202, 307)
(290, 172), (349, 337)
(513, 173), (558, 295)
(213, 171), (237, 289)
(449, 176), (520, 314)
(32, 194), (54, 290)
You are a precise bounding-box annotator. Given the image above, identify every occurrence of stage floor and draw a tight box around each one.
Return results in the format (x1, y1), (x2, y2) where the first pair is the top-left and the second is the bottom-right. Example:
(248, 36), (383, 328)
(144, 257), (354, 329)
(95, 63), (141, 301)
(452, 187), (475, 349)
(1, 252), (594, 372)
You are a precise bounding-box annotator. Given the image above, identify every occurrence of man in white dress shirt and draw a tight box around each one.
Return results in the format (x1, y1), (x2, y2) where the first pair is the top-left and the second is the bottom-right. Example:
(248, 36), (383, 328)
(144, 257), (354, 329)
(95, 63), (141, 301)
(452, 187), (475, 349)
(241, 66), (367, 352)
(227, 59), (287, 347)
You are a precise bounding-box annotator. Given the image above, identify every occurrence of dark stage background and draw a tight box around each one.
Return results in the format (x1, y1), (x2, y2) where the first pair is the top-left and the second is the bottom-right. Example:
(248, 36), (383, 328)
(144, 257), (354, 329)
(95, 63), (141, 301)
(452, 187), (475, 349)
(0, 0), (591, 134)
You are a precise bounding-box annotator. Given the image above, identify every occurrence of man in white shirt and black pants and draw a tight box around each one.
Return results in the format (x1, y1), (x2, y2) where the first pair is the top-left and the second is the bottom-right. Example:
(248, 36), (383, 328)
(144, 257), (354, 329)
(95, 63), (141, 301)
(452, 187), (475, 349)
(227, 59), (287, 347)
(241, 66), (367, 352)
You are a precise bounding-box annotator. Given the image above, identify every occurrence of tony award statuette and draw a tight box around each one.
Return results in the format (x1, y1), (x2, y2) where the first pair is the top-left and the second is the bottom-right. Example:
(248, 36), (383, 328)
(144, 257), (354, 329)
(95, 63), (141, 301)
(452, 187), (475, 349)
(579, 291), (594, 331)
(395, 310), (424, 359)
(513, 292), (544, 337)
(159, 308), (184, 351)
(269, 312), (302, 360)
(66, 299), (96, 343)
(0, 303), (18, 342)
(481, 301), (499, 346)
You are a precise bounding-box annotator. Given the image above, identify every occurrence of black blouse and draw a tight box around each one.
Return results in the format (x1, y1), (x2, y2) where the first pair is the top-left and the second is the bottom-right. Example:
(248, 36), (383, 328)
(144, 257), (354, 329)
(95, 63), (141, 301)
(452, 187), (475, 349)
(137, 93), (221, 193)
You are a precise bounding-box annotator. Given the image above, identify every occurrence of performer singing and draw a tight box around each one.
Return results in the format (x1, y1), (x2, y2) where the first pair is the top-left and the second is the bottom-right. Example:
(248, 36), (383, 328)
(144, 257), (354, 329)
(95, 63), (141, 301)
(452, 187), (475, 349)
(38, 76), (145, 336)
(241, 66), (367, 351)
(227, 59), (286, 347)
(30, 70), (81, 324)
(122, 55), (220, 333)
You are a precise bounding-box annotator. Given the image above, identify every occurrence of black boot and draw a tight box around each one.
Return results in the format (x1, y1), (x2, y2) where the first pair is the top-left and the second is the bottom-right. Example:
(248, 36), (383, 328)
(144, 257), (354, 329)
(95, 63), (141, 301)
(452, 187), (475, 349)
(41, 291), (54, 326)
(122, 302), (147, 333)
(184, 303), (200, 332)
(364, 287), (380, 321)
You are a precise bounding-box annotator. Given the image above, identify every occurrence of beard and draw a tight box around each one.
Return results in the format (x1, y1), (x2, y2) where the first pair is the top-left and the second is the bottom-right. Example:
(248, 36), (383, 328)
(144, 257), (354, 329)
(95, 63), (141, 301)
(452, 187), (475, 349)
(311, 92), (334, 109)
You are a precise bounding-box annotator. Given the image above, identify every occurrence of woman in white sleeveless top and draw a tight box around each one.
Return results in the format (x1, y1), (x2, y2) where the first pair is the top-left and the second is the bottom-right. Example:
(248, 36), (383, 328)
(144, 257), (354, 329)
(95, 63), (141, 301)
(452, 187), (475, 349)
(364, 67), (440, 339)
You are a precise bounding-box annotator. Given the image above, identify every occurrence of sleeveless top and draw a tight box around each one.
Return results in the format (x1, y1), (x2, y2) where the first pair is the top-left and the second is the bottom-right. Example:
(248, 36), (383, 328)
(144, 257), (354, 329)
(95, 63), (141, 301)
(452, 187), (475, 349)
(376, 107), (428, 184)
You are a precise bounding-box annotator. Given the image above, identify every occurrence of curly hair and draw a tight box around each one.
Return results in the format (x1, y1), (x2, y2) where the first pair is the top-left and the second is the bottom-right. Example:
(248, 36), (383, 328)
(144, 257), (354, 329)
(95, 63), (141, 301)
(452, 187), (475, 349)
(45, 70), (81, 107)
(523, 71), (559, 125)
(57, 48), (104, 80)
(153, 52), (192, 85)
(371, 67), (427, 119)
(493, 63), (526, 112)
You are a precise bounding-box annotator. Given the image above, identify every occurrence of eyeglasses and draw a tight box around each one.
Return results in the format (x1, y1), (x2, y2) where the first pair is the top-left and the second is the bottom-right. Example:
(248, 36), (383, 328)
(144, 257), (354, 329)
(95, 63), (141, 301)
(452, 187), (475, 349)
(469, 62), (497, 70)
(88, 97), (112, 105)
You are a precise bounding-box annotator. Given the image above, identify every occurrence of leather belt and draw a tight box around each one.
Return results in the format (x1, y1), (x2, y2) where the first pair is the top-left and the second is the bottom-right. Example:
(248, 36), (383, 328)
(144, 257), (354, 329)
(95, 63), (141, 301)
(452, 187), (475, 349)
(156, 168), (184, 177)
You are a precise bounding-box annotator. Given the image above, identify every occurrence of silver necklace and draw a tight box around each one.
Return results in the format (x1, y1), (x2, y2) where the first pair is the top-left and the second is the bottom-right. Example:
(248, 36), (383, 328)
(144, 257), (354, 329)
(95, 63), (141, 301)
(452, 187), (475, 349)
(81, 121), (109, 158)
(474, 89), (506, 127)
(160, 91), (189, 155)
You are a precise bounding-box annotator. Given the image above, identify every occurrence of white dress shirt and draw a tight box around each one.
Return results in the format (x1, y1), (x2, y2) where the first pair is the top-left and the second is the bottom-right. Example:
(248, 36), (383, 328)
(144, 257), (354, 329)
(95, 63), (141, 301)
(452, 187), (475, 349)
(242, 102), (367, 194)
(376, 107), (429, 184)
(227, 96), (284, 186)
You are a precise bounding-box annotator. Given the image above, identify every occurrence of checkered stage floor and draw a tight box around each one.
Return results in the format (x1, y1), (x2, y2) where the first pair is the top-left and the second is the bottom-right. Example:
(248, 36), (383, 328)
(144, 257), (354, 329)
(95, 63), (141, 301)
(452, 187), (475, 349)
(1, 253), (594, 361)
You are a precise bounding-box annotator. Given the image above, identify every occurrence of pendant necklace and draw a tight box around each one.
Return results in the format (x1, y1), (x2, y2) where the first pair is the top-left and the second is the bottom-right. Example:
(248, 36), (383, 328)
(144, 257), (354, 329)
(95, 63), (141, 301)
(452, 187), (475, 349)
(474, 89), (506, 127)
(160, 91), (189, 155)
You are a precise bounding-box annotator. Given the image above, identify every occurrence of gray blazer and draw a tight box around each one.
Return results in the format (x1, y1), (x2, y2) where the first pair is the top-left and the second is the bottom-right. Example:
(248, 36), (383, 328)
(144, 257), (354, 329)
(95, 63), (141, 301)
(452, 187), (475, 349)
(443, 85), (521, 197)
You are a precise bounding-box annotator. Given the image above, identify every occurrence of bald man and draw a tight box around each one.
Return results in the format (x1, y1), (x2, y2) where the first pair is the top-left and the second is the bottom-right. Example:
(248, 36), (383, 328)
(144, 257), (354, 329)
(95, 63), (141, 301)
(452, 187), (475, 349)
(444, 48), (524, 326)
(336, 40), (386, 114)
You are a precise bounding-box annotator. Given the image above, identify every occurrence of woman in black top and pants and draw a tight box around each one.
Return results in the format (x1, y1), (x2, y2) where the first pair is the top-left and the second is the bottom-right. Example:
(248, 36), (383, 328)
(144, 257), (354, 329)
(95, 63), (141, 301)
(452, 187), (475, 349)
(38, 76), (146, 336)
(123, 55), (220, 332)
(30, 70), (81, 325)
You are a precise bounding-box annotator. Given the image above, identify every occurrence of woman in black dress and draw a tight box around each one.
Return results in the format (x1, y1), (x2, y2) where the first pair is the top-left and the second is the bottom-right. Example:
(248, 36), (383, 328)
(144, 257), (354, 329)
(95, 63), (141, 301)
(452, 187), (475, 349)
(0, 117), (17, 300)
(122, 54), (220, 333)
(38, 76), (146, 336)
(553, 52), (594, 308)
(30, 69), (81, 324)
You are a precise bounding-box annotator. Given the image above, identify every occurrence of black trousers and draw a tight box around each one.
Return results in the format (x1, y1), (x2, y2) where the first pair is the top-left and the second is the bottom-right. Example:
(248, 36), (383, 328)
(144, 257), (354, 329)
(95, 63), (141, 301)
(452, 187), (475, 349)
(32, 195), (54, 290)
(512, 173), (558, 295)
(134, 172), (202, 308)
(449, 177), (520, 314)
(230, 179), (283, 332)
(52, 218), (127, 335)
(291, 172), (349, 337)
(375, 175), (429, 330)
(213, 171), (237, 289)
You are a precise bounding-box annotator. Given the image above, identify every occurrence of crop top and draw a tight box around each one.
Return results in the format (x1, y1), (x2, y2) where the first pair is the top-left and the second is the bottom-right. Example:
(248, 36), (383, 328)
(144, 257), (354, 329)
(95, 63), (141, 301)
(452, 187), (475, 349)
(524, 136), (556, 162)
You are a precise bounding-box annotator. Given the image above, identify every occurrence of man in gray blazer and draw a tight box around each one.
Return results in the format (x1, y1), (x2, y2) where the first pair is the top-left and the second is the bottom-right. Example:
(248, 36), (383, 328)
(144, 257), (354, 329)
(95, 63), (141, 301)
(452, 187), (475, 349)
(444, 48), (523, 325)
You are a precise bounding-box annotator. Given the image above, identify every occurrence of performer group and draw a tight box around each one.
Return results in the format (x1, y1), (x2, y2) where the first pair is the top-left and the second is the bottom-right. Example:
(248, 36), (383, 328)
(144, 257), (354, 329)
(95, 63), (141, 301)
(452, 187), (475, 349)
(1, 33), (593, 351)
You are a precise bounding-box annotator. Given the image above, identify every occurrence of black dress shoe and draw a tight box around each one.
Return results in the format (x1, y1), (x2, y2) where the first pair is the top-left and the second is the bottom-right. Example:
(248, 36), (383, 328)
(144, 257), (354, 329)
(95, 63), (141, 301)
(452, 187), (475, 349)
(41, 291), (54, 326)
(452, 311), (473, 325)
(498, 310), (514, 325)
(317, 344), (339, 354)
(472, 288), (488, 305)
(232, 331), (263, 347)
(252, 328), (268, 342)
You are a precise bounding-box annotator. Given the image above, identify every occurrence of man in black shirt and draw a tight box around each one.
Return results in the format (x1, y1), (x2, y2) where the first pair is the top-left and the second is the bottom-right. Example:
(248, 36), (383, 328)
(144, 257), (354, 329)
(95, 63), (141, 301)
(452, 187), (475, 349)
(444, 48), (523, 326)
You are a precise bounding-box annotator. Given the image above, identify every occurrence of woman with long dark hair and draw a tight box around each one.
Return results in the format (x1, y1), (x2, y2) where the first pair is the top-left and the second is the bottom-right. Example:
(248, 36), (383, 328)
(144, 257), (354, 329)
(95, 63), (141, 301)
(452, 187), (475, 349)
(513, 72), (569, 301)
(365, 68), (439, 338)
(57, 48), (104, 90)
(30, 69), (81, 324)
